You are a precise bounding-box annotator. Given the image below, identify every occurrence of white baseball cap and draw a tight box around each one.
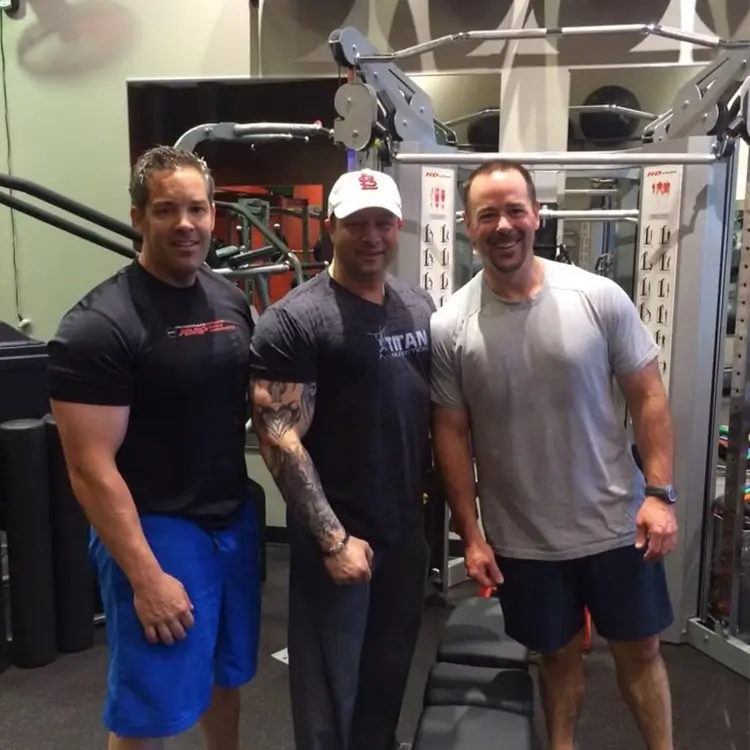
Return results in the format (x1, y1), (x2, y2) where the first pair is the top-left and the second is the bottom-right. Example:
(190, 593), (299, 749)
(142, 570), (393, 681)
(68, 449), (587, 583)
(327, 168), (403, 220)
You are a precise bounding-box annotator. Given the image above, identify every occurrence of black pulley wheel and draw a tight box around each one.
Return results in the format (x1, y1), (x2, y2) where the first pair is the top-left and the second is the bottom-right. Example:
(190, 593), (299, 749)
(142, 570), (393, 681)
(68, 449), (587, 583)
(45, 415), (95, 654)
(0, 419), (57, 669)
(467, 113), (500, 152)
(579, 85), (642, 146)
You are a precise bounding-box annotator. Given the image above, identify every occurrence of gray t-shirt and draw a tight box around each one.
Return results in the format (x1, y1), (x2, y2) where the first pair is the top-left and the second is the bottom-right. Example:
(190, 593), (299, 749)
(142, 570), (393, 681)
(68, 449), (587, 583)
(430, 259), (660, 561)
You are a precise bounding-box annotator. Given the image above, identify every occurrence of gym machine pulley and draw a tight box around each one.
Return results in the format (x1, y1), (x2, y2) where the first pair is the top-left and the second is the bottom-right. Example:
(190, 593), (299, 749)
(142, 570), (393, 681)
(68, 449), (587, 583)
(326, 18), (750, 680)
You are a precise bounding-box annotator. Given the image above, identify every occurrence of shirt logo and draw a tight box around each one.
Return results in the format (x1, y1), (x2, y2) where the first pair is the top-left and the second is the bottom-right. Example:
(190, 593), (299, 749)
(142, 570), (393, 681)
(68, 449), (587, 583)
(166, 319), (237, 338)
(359, 173), (379, 191)
(370, 327), (429, 361)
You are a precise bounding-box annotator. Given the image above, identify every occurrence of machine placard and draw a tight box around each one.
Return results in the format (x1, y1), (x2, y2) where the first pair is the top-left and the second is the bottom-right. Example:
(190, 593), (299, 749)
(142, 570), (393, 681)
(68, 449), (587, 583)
(420, 166), (456, 309)
(634, 164), (683, 391)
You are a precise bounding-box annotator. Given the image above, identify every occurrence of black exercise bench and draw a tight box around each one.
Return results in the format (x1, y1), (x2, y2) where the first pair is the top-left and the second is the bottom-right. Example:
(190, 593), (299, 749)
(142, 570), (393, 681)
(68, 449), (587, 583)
(413, 596), (540, 749)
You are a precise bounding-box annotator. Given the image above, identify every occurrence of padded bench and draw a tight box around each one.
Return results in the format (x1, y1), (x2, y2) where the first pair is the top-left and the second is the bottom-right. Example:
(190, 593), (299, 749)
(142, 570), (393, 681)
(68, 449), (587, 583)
(416, 659), (539, 749)
(424, 661), (534, 717)
(438, 596), (529, 669)
(412, 705), (537, 750)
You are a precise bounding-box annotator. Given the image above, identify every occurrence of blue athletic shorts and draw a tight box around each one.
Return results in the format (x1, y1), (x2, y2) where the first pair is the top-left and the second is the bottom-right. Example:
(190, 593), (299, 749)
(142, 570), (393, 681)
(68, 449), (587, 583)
(495, 542), (674, 654)
(90, 501), (261, 739)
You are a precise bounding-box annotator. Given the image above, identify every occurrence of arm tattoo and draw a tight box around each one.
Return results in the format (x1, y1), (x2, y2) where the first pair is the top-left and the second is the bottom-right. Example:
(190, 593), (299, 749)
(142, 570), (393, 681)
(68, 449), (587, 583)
(253, 379), (342, 546)
(267, 443), (343, 545)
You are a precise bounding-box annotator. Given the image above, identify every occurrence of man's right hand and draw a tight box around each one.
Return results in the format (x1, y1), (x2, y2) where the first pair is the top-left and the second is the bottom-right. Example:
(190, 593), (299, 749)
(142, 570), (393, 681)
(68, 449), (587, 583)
(465, 539), (503, 589)
(324, 536), (374, 585)
(132, 571), (195, 646)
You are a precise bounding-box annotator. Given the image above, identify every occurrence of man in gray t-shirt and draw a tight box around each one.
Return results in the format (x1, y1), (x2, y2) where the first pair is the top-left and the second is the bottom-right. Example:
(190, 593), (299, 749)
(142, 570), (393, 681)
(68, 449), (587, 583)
(431, 161), (678, 750)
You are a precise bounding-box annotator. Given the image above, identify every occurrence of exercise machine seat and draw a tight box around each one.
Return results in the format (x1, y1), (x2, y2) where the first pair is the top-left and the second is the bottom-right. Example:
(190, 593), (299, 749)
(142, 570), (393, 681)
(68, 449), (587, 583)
(438, 596), (529, 669)
(425, 662), (534, 717)
(412, 705), (536, 750)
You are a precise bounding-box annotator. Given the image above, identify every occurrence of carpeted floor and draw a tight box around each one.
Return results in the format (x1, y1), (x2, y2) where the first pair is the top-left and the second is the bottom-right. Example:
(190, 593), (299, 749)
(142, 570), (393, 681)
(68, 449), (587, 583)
(0, 545), (747, 749)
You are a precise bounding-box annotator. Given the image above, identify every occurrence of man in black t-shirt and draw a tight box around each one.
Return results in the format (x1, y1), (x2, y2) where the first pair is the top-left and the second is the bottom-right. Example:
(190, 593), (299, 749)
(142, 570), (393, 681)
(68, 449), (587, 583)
(250, 168), (434, 750)
(47, 146), (260, 750)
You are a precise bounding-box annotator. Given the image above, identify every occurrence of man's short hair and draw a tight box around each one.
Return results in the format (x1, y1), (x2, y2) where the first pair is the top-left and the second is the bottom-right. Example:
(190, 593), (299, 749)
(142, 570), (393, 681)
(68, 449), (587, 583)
(461, 161), (537, 217)
(129, 145), (215, 211)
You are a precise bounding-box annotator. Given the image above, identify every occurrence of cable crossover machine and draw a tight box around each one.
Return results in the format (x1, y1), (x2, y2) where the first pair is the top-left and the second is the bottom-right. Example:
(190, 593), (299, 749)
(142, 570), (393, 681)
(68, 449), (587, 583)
(325, 20), (750, 679)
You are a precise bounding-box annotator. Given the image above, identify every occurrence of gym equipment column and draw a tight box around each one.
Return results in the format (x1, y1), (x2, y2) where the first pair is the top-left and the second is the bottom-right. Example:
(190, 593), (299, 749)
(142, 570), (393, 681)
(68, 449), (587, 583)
(499, 65), (571, 251)
(0, 418), (57, 668)
(45, 415), (95, 653)
(0, 557), (8, 674)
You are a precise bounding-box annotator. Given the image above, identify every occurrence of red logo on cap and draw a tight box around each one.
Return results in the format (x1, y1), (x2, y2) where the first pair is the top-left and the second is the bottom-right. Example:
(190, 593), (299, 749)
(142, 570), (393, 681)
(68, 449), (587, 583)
(359, 173), (378, 191)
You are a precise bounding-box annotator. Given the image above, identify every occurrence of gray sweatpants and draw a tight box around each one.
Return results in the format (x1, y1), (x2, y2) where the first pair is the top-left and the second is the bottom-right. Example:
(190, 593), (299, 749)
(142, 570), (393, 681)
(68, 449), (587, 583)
(286, 516), (429, 750)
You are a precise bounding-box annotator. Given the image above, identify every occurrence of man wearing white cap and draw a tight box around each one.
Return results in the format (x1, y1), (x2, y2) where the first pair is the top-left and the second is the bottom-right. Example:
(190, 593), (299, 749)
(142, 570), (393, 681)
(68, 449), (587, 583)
(250, 168), (435, 750)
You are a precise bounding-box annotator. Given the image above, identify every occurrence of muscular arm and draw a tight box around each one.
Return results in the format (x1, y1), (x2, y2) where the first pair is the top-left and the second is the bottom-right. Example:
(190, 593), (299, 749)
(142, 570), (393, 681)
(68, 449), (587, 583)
(432, 404), (482, 545)
(251, 378), (345, 549)
(50, 400), (162, 589)
(617, 358), (674, 487)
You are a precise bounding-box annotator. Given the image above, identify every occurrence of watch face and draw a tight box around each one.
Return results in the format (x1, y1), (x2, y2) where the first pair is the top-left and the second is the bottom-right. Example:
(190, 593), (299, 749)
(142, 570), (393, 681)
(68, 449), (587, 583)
(647, 485), (677, 503)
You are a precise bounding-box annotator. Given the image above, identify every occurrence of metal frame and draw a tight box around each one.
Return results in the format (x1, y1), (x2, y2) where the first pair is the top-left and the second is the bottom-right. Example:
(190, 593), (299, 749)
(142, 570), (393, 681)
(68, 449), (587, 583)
(328, 21), (750, 671)
(456, 208), (639, 223)
(174, 121), (333, 152)
(328, 23), (750, 157)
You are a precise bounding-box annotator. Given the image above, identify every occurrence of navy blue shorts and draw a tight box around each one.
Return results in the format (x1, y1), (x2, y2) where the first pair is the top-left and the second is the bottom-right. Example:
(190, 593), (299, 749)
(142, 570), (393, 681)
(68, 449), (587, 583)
(495, 542), (674, 654)
(91, 501), (261, 739)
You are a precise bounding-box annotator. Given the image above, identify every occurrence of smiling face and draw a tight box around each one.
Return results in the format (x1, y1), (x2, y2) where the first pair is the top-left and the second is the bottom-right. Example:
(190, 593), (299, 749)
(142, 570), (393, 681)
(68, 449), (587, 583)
(131, 166), (216, 287)
(464, 167), (540, 279)
(325, 207), (401, 283)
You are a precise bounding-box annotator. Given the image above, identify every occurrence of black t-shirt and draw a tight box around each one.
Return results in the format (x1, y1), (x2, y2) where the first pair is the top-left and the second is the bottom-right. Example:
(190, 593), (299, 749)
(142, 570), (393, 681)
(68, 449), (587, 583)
(249, 270), (435, 547)
(47, 260), (253, 527)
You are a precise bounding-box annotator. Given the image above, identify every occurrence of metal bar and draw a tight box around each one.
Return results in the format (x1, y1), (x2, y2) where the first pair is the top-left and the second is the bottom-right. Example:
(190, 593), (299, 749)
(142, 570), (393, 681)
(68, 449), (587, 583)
(394, 152), (718, 167)
(0, 190), (137, 259)
(569, 104), (657, 120)
(563, 188), (619, 196)
(233, 122), (332, 137)
(213, 263), (290, 278)
(444, 108), (499, 127)
(718, 146), (750, 635)
(240, 134), (294, 142)
(542, 208), (639, 221)
(456, 208), (639, 223)
(445, 104), (655, 129)
(686, 618), (750, 679)
(0, 173), (139, 242)
(355, 24), (736, 64)
(215, 200), (292, 261)
(175, 122), (330, 152)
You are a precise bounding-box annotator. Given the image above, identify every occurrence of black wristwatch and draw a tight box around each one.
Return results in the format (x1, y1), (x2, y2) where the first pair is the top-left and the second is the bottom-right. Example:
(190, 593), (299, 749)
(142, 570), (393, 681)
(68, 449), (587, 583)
(645, 484), (677, 505)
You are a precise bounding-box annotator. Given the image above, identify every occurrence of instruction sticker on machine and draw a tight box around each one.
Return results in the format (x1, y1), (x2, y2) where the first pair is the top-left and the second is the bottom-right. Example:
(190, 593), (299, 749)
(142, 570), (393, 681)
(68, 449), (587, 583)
(420, 167), (456, 308)
(635, 165), (683, 390)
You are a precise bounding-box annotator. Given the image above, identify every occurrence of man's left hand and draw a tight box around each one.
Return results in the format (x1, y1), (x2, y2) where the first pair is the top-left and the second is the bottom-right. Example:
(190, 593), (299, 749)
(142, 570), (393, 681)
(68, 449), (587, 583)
(635, 496), (678, 561)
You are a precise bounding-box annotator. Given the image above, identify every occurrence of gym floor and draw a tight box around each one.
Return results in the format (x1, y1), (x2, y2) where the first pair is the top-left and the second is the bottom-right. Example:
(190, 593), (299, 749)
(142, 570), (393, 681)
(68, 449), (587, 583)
(0, 545), (746, 750)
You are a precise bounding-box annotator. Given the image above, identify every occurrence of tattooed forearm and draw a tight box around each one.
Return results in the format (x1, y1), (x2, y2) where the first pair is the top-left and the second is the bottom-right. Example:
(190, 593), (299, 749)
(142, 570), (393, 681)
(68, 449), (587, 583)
(252, 380), (317, 440)
(252, 378), (342, 548)
(255, 402), (301, 442)
(265, 443), (344, 547)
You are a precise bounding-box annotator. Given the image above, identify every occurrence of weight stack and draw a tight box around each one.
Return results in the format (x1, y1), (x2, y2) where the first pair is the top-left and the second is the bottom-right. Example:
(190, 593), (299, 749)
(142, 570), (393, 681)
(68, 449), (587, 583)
(0, 418), (57, 669)
(45, 415), (95, 653)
